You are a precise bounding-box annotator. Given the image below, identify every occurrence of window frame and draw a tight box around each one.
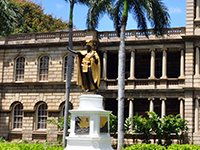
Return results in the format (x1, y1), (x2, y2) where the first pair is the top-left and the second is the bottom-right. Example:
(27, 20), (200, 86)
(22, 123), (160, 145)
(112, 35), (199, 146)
(36, 103), (48, 130)
(39, 56), (49, 81)
(12, 103), (23, 130)
(15, 56), (25, 82)
(61, 102), (73, 117)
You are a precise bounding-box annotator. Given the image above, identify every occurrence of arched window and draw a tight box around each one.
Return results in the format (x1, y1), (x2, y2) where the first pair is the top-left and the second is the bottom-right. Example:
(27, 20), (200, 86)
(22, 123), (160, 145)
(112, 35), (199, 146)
(15, 57), (25, 81)
(39, 56), (49, 81)
(61, 102), (73, 117)
(13, 103), (23, 129)
(37, 103), (47, 129)
(63, 55), (74, 80)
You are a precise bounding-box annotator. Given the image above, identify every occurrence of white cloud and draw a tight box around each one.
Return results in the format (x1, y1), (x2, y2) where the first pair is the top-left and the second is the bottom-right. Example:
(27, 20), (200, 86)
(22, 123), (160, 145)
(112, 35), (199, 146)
(169, 7), (183, 14)
(56, 4), (64, 10)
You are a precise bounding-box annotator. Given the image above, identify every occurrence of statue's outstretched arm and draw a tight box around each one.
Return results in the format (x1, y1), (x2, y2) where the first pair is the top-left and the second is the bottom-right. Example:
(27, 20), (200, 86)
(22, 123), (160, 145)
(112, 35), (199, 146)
(66, 46), (80, 55)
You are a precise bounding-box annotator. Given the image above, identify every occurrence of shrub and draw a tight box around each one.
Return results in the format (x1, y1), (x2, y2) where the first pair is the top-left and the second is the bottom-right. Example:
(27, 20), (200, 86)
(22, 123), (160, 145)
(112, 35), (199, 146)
(47, 115), (71, 130)
(173, 114), (189, 144)
(110, 114), (118, 134)
(147, 111), (163, 144)
(167, 144), (200, 150)
(124, 144), (200, 150)
(130, 112), (189, 145)
(123, 143), (166, 150)
(0, 142), (64, 150)
(132, 114), (152, 143)
(162, 114), (189, 145)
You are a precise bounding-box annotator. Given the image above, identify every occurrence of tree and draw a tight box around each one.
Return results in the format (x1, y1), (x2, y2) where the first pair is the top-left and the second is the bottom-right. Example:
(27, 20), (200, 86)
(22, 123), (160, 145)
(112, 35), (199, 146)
(11, 0), (69, 34)
(62, 0), (113, 147)
(62, 0), (81, 147)
(0, 0), (21, 36)
(111, 0), (170, 149)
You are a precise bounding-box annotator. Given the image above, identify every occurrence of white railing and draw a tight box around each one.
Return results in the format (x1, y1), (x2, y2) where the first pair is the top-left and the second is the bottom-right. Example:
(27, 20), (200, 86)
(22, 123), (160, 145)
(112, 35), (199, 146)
(1, 27), (186, 44)
(36, 33), (56, 39)
(98, 27), (185, 39)
(105, 78), (185, 90)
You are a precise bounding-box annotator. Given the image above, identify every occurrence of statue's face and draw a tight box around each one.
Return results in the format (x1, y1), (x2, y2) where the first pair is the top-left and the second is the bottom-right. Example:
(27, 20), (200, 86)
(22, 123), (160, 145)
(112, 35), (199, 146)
(86, 45), (91, 52)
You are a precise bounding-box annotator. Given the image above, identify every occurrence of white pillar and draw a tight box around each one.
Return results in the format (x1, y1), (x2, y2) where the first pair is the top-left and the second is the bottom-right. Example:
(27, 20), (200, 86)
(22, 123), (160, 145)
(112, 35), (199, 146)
(195, 97), (199, 132)
(161, 48), (168, 79)
(128, 98), (134, 132)
(129, 49), (136, 79)
(196, 0), (200, 20)
(179, 48), (185, 78)
(128, 98), (134, 118)
(178, 97), (184, 119)
(195, 47), (200, 76)
(102, 50), (107, 79)
(149, 48), (156, 79)
(160, 97), (166, 118)
(148, 97), (154, 112)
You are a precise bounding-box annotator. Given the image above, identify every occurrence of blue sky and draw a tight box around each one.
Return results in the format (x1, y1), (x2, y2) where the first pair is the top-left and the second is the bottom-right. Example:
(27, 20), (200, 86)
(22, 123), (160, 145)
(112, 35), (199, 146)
(40, 0), (186, 31)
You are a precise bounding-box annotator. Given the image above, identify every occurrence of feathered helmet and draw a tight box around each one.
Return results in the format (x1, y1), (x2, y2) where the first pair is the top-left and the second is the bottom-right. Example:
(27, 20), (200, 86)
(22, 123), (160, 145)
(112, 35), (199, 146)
(86, 40), (93, 48)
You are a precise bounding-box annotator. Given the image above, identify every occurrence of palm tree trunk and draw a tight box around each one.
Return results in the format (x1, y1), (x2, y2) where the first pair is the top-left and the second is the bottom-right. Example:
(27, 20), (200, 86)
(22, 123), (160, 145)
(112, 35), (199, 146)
(117, 23), (126, 150)
(63, 0), (74, 147)
(117, 0), (128, 149)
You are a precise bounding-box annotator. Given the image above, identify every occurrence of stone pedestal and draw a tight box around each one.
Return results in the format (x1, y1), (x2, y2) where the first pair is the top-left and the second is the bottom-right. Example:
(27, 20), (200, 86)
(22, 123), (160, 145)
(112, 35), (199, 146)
(64, 94), (113, 150)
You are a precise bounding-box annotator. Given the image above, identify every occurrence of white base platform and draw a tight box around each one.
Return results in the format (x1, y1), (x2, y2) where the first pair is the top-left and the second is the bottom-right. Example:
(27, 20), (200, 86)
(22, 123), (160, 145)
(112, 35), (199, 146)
(64, 94), (114, 150)
(64, 137), (113, 150)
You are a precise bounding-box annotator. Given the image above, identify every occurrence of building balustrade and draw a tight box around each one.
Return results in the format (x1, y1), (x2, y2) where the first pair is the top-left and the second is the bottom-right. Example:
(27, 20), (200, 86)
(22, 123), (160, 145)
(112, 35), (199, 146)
(0, 27), (186, 45)
(99, 27), (185, 39)
(104, 78), (185, 90)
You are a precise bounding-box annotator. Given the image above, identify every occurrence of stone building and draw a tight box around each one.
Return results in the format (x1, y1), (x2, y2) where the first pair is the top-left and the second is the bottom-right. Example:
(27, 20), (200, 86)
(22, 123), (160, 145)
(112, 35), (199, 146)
(0, 0), (200, 145)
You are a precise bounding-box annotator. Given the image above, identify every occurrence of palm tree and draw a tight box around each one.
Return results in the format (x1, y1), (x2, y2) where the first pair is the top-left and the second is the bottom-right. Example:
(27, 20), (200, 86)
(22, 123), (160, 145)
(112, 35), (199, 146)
(111, 0), (170, 149)
(62, 0), (75, 147)
(62, 0), (113, 147)
(0, 0), (21, 36)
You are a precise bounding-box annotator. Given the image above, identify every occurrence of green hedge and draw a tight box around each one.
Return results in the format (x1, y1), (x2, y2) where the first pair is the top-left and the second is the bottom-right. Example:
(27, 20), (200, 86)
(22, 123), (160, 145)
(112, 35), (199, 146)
(167, 144), (200, 150)
(123, 143), (165, 150)
(123, 143), (200, 150)
(0, 143), (64, 150)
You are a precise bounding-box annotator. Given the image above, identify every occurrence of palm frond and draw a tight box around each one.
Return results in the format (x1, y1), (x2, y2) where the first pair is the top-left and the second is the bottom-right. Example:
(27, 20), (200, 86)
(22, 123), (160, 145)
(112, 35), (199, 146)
(86, 0), (114, 30)
(146, 0), (170, 35)
(111, 0), (124, 36)
(129, 0), (148, 37)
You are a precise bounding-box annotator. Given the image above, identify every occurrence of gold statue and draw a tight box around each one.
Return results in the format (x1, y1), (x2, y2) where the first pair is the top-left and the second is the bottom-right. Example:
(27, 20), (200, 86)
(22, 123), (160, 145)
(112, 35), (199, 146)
(67, 40), (101, 92)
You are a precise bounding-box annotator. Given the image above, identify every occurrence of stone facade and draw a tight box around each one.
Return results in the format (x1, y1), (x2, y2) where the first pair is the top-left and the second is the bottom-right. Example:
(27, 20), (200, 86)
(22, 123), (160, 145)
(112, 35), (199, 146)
(1, 0), (200, 145)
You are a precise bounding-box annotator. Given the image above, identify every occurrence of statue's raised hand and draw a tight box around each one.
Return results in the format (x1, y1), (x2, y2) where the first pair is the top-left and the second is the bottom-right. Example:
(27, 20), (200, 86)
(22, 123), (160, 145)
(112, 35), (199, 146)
(66, 46), (80, 55)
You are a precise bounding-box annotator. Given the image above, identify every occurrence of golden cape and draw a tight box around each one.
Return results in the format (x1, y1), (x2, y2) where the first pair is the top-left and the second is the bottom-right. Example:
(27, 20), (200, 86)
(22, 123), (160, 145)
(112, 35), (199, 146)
(77, 50), (101, 91)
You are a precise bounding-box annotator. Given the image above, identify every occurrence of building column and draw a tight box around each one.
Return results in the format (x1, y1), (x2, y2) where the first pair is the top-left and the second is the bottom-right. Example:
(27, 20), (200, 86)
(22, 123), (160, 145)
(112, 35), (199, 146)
(161, 48), (168, 79)
(195, 47), (200, 76)
(129, 49), (136, 79)
(102, 50), (107, 79)
(196, 0), (200, 20)
(128, 98), (134, 132)
(148, 97), (155, 112)
(179, 48), (185, 78)
(195, 97), (199, 132)
(128, 98), (134, 118)
(160, 97), (166, 118)
(178, 97), (185, 119)
(149, 48), (156, 79)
